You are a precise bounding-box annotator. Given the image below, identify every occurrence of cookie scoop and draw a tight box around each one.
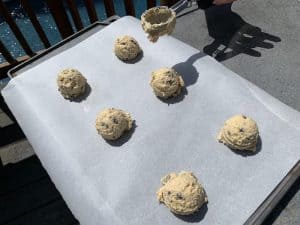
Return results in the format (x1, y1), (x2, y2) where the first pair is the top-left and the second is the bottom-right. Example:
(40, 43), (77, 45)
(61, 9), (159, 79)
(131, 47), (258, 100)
(141, 7), (176, 42)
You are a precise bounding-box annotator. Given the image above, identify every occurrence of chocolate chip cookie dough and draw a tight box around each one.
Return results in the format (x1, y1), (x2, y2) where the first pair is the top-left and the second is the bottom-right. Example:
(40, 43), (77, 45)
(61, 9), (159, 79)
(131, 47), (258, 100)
(141, 7), (176, 42)
(95, 108), (133, 140)
(57, 68), (87, 100)
(157, 171), (208, 215)
(114, 35), (142, 61)
(217, 114), (259, 152)
(150, 67), (185, 99)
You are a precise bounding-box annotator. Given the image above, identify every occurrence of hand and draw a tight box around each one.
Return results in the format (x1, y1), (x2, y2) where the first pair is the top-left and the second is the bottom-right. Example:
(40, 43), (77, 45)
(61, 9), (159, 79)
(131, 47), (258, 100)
(213, 0), (237, 6)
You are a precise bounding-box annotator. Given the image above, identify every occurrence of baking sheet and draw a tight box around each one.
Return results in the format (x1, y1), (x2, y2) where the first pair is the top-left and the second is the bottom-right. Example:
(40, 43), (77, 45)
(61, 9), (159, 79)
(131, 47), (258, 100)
(2, 16), (300, 225)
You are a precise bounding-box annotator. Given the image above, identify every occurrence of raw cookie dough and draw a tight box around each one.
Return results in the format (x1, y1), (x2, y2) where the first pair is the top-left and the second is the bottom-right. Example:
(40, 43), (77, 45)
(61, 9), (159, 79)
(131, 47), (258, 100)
(157, 171), (208, 215)
(114, 35), (142, 61)
(141, 7), (176, 42)
(150, 67), (185, 99)
(57, 68), (87, 100)
(217, 114), (259, 152)
(95, 108), (133, 140)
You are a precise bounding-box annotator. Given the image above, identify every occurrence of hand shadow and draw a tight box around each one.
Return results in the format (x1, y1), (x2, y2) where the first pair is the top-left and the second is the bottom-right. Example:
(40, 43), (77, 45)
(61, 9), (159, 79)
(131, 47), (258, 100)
(203, 4), (281, 61)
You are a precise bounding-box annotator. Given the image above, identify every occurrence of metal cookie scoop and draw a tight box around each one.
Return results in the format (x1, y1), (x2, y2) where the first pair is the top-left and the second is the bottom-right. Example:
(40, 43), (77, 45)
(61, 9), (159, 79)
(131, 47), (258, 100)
(141, 0), (195, 42)
(141, 6), (176, 42)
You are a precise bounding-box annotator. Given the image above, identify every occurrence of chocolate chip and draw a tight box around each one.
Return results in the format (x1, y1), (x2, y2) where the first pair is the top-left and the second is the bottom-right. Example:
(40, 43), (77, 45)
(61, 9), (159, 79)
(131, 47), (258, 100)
(166, 80), (174, 85)
(112, 118), (119, 124)
(242, 115), (247, 119)
(176, 193), (183, 200)
(239, 128), (244, 132)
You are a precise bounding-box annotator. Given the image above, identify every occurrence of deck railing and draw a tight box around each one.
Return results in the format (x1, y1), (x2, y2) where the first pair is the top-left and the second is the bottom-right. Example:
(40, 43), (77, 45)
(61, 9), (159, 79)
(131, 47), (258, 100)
(0, 0), (175, 79)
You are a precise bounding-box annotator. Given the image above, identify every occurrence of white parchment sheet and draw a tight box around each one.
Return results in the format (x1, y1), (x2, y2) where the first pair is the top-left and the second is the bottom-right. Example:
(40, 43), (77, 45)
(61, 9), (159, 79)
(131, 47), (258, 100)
(2, 17), (300, 225)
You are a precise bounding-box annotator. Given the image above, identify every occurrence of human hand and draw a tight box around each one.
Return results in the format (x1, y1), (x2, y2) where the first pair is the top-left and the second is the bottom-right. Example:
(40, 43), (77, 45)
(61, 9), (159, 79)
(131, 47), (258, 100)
(213, 0), (237, 5)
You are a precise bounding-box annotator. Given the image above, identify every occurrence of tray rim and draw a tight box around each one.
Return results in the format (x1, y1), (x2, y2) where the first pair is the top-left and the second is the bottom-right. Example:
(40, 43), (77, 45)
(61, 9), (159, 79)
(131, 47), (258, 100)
(6, 17), (300, 225)
(8, 18), (116, 78)
(244, 160), (300, 225)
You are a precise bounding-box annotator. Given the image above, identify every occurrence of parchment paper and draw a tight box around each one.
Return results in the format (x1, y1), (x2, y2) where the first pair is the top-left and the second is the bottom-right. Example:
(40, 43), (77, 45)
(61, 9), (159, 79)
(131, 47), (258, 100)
(2, 17), (300, 225)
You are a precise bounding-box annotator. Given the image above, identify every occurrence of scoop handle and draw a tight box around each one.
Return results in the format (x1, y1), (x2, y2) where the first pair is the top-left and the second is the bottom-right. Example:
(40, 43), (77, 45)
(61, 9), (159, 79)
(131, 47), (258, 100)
(170, 0), (191, 14)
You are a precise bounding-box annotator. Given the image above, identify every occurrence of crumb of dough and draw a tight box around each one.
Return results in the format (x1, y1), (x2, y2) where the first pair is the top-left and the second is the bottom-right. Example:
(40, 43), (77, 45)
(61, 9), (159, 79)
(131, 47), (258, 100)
(217, 114), (259, 152)
(95, 108), (132, 140)
(114, 35), (142, 61)
(57, 68), (87, 100)
(141, 7), (176, 43)
(150, 67), (185, 99)
(157, 171), (208, 215)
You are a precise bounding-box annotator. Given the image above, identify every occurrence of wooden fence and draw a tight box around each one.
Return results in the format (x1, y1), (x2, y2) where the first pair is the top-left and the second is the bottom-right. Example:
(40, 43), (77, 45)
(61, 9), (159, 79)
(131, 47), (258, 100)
(0, 0), (176, 79)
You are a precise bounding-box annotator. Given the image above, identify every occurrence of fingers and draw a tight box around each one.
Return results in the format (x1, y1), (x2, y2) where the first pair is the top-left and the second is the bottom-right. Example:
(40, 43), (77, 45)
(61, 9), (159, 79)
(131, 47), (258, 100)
(260, 32), (281, 42)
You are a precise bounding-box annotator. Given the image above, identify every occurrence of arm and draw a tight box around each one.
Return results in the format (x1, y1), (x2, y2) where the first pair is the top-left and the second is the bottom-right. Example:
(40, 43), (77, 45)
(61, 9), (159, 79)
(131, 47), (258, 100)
(197, 0), (237, 9)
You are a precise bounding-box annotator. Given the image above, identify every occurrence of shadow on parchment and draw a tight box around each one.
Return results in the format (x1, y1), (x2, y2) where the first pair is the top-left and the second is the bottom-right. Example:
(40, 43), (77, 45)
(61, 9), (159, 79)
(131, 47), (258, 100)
(174, 203), (208, 223)
(71, 83), (92, 103)
(105, 121), (137, 147)
(172, 52), (206, 87)
(119, 51), (144, 64)
(157, 87), (188, 105)
(154, 52), (205, 105)
(228, 136), (262, 157)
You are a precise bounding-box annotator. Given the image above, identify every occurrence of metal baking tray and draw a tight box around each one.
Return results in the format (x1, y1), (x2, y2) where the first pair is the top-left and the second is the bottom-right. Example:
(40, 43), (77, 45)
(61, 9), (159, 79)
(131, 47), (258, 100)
(7, 18), (300, 225)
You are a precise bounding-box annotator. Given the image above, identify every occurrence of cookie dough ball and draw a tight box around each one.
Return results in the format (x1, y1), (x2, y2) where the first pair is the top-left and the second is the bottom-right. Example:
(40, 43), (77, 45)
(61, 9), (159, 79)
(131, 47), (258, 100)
(217, 114), (259, 152)
(57, 68), (87, 100)
(114, 35), (142, 61)
(141, 7), (176, 42)
(95, 108), (132, 140)
(150, 67), (185, 99)
(157, 171), (208, 215)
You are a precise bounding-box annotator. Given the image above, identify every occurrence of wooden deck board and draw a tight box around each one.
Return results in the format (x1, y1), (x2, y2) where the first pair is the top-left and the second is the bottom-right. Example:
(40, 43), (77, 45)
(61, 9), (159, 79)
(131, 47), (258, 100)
(0, 95), (25, 147)
(0, 156), (47, 196)
(0, 178), (61, 224)
(0, 156), (77, 225)
(5, 199), (78, 225)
